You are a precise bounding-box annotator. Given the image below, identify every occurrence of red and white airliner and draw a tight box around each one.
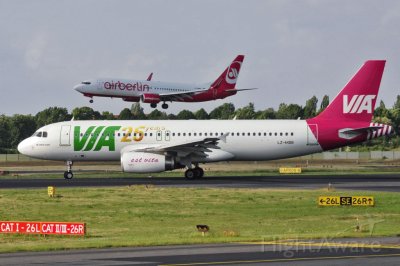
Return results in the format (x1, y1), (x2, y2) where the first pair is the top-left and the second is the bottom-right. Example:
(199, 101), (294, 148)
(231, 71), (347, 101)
(73, 55), (255, 109)
(19, 60), (393, 179)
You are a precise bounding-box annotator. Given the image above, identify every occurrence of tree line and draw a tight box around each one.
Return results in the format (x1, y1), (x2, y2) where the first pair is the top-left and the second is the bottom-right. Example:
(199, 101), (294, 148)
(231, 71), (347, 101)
(1, 95), (399, 152)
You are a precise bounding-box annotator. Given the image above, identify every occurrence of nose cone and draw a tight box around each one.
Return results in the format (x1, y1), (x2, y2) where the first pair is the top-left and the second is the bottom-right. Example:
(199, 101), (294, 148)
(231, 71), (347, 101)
(17, 138), (30, 155)
(74, 84), (84, 93)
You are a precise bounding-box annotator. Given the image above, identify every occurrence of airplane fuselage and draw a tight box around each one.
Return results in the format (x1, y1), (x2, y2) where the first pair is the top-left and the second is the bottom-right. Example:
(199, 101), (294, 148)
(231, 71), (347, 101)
(19, 120), (322, 162)
(74, 79), (234, 102)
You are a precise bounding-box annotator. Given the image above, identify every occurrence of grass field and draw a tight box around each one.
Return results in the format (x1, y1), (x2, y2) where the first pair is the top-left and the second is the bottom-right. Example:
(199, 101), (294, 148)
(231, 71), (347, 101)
(0, 187), (399, 253)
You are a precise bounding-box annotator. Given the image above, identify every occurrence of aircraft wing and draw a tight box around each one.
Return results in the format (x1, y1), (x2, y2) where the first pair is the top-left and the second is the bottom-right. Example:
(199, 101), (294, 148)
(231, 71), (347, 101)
(121, 134), (227, 158)
(158, 87), (209, 102)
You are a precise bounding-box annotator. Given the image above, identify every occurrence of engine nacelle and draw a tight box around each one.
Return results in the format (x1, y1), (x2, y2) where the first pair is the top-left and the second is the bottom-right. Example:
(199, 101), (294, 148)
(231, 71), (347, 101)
(141, 93), (161, 104)
(121, 152), (175, 173)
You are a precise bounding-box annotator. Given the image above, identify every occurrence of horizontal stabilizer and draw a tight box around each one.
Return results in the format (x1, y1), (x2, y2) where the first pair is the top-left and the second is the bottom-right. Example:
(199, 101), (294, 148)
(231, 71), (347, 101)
(225, 88), (258, 92)
(339, 123), (392, 140)
(340, 126), (383, 135)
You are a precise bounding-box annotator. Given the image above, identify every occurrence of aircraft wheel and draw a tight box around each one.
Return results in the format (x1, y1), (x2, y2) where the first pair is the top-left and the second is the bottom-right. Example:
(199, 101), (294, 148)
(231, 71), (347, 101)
(150, 103), (157, 108)
(162, 103), (169, 109)
(89, 99), (93, 103)
(198, 167), (204, 178)
(185, 169), (195, 180)
(64, 171), (73, 180)
(194, 167), (204, 178)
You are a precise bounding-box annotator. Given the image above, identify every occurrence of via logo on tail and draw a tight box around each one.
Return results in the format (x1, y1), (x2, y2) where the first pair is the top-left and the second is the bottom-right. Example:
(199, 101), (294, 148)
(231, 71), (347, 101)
(343, 95), (376, 114)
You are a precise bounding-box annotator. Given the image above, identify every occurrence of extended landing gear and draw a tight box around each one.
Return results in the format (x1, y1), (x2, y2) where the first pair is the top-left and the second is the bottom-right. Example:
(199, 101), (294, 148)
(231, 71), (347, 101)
(162, 102), (169, 109)
(150, 103), (157, 108)
(64, 160), (73, 180)
(184, 167), (204, 180)
(89, 97), (93, 103)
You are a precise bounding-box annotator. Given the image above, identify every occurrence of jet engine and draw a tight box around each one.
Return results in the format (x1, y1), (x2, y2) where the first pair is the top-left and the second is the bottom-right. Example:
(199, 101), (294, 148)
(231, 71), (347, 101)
(141, 93), (161, 104)
(121, 152), (176, 173)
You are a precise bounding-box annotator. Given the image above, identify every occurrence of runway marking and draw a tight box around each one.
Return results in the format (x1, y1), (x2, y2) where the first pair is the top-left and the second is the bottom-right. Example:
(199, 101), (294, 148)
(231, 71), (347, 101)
(160, 253), (400, 266)
(240, 240), (400, 249)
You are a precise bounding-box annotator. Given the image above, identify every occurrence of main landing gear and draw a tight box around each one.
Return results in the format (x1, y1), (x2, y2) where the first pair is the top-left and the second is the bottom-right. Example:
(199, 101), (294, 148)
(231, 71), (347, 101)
(184, 166), (204, 180)
(89, 97), (93, 103)
(150, 102), (168, 109)
(64, 160), (73, 179)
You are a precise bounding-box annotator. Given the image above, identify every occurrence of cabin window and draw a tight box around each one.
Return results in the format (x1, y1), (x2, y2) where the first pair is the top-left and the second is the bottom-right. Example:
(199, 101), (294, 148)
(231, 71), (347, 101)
(285, 132), (288, 136)
(274, 133), (277, 136)
(291, 132), (294, 136)
(280, 133), (283, 136)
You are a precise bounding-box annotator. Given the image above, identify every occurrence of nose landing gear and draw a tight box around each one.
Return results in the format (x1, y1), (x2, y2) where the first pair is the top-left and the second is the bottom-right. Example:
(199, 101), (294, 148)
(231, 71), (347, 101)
(64, 160), (74, 179)
(161, 102), (169, 109)
(89, 98), (93, 103)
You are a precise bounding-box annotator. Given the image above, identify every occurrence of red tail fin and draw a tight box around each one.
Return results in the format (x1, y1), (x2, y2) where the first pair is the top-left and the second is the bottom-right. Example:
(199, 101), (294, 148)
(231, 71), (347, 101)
(315, 60), (385, 122)
(307, 60), (387, 151)
(210, 55), (244, 91)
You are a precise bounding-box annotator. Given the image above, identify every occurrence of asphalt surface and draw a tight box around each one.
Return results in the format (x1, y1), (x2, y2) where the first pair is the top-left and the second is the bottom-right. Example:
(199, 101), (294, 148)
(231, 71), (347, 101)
(1, 238), (400, 265)
(1, 174), (400, 191)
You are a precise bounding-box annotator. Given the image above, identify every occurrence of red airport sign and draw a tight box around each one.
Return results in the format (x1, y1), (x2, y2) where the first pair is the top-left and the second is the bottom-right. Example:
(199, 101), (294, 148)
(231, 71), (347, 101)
(0, 221), (85, 235)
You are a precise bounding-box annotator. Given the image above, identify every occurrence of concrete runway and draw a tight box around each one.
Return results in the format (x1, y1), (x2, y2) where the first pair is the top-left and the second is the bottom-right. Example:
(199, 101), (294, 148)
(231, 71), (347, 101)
(1, 174), (400, 191)
(1, 238), (400, 265)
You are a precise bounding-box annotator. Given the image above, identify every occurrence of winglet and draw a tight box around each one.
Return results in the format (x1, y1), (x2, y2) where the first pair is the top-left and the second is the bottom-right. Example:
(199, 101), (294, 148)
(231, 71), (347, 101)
(147, 72), (153, 81)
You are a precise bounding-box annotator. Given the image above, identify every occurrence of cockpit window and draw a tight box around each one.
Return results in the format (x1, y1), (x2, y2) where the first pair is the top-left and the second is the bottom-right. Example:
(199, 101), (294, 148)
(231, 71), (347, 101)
(81, 81), (91, 85)
(33, 131), (48, 138)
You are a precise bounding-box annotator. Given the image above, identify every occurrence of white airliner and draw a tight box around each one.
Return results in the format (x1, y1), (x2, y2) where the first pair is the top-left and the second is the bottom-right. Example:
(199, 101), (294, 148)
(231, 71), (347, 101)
(19, 60), (393, 179)
(73, 55), (255, 109)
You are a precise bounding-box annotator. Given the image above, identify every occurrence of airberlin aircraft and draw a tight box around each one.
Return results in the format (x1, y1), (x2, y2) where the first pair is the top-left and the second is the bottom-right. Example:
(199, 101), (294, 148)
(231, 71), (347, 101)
(73, 55), (255, 109)
(19, 60), (393, 179)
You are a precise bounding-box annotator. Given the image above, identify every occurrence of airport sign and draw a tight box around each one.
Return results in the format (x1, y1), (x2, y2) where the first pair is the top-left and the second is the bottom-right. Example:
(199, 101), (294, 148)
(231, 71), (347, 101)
(0, 221), (86, 235)
(318, 196), (374, 206)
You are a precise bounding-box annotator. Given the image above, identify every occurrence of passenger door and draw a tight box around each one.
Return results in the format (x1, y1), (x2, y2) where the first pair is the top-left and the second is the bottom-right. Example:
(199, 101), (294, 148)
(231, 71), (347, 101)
(60, 125), (71, 146)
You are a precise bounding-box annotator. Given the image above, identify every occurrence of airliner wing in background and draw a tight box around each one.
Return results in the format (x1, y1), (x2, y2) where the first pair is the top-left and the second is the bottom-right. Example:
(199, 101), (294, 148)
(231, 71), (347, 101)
(158, 87), (210, 102)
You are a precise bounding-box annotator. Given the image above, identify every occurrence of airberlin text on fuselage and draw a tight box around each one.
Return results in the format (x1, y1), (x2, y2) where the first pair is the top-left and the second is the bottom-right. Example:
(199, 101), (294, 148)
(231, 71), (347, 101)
(104, 81), (150, 92)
